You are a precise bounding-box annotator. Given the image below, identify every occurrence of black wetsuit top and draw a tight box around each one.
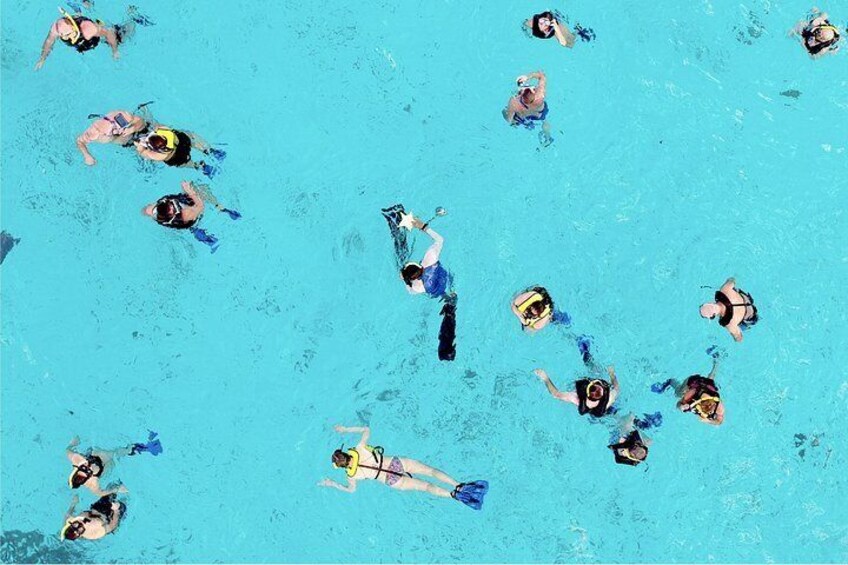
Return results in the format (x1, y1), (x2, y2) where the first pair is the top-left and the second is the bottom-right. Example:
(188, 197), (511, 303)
(85, 454), (104, 476)
(609, 431), (647, 466)
(155, 194), (198, 229)
(531, 12), (556, 39)
(61, 17), (101, 52)
(802, 22), (840, 55)
(575, 379), (611, 417)
(685, 375), (720, 399)
(164, 131), (193, 167)
(715, 290), (757, 327)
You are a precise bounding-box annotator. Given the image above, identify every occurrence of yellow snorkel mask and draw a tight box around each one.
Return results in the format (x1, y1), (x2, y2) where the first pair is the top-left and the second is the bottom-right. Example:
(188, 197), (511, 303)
(57, 7), (82, 44)
(146, 128), (178, 153)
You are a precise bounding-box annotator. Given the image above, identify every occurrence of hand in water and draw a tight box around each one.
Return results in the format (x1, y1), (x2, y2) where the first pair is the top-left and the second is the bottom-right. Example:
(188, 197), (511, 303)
(84, 155), (96, 166)
(317, 479), (335, 488)
(333, 425), (345, 433)
(112, 50), (120, 60)
(34, 59), (45, 71)
(533, 369), (548, 381)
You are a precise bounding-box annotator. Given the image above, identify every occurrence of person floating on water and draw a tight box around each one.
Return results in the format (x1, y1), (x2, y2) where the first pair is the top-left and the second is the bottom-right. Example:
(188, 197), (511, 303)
(511, 286), (572, 333)
(524, 10), (595, 47)
(60, 493), (126, 541)
(143, 181), (240, 252)
(35, 5), (153, 70)
(503, 71), (553, 147)
(652, 356), (725, 426)
(699, 277), (758, 342)
(793, 8), (842, 58)
(75, 109), (148, 166)
(319, 425), (488, 510)
(133, 106), (225, 178)
(383, 204), (457, 361)
(533, 365), (620, 418)
(608, 413), (655, 467)
(66, 433), (161, 496)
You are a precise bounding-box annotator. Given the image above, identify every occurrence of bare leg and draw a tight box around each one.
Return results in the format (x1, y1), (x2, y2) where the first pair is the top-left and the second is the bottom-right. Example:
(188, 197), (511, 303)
(390, 475), (452, 498)
(400, 458), (459, 488)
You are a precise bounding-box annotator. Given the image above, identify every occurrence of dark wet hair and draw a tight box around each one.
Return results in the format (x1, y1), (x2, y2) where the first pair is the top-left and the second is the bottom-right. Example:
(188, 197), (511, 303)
(154, 201), (175, 224)
(588, 383), (604, 400)
(528, 301), (545, 317)
(401, 263), (424, 285)
(63, 521), (84, 540)
(147, 134), (168, 151)
(332, 449), (351, 468)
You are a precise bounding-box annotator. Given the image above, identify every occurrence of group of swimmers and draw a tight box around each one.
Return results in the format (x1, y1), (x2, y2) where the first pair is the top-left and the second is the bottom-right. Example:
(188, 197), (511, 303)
(31, 1), (837, 529)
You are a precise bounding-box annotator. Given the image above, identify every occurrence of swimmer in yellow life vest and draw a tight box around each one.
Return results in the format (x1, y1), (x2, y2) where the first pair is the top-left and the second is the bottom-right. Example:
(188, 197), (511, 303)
(319, 425), (488, 509)
(134, 113), (222, 178)
(653, 357), (725, 426)
(511, 286), (557, 333)
(35, 5), (152, 70)
(533, 365), (620, 418)
(792, 9), (843, 58)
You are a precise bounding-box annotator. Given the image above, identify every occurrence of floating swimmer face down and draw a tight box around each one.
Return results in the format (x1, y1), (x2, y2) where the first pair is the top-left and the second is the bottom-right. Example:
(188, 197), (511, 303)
(401, 263), (424, 285)
(331, 450), (351, 468)
(587, 383), (604, 401)
(699, 303), (721, 319)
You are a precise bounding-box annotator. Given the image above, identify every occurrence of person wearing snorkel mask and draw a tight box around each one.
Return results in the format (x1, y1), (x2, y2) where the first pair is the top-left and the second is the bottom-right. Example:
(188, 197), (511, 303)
(35, 5), (151, 70)
(75, 109), (148, 166)
(399, 215), (452, 299)
(143, 181), (205, 230)
(608, 413), (653, 467)
(524, 11), (576, 47)
(652, 357), (724, 426)
(60, 494), (126, 541)
(503, 71), (553, 146)
(66, 433), (161, 496)
(318, 425), (488, 510)
(134, 125), (220, 177)
(699, 277), (758, 342)
(532, 365), (620, 418)
(792, 8), (843, 58)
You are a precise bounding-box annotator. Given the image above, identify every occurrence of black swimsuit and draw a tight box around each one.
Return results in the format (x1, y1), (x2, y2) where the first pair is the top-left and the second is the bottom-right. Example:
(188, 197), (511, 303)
(155, 194), (199, 229)
(715, 289), (758, 327)
(575, 379), (612, 417)
(609, 431), (647, 466)
(164, 131), (193, 167)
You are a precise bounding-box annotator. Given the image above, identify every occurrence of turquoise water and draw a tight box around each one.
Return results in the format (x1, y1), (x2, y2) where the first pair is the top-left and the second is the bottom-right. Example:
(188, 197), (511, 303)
(2, 0), (847, 562)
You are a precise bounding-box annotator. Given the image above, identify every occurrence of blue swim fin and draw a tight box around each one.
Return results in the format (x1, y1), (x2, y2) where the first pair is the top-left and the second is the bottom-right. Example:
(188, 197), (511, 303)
(220, 208), (241, 220)
(200, 162), (218, 179)
(552, 309), (572, 327)
(207, 147), (227, 162)
(128, 5), (155, 26)
(452, 480), (488, 510)
(576, 335), (593, 365)
(130, 430), (163, 456)
(651, 379), (675, 394)
(190, 227), (220, 253)
(635, 411), (663, 430)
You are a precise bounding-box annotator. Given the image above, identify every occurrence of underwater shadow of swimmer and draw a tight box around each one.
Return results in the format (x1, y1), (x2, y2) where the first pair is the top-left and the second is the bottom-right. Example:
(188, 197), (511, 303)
(1, 529), (87, 563)
(0, 231), (20, 264)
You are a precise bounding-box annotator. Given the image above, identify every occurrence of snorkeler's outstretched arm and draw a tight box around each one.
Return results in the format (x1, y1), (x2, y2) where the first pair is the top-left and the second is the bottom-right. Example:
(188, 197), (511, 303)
(334, 425), (370, 448)
(35, 27), (60, 69)
(552, 20), (574, 48)
(420, 227), (444, 268)
(318, 477), (357, 492)
(527, 71), (547, 98)
(533, 369), (578, 404)
(607, 366), (620, 404)
(99, 25), (120, 58)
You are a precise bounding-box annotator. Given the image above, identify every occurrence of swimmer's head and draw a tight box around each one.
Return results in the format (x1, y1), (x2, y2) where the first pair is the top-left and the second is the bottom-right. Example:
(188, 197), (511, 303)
(146, 134), (170, 153)
(700, 303), (721, 319)
(68, 462), (100, 489)
(528, 301), (547, 318)
(331, 449), (352, 469)
(55, 18), (78, 42)
(401, 263), (424, 285)
(62, 520), (85, 541)
(696, 398), (719, 418)
(587, 381), (605, 401)
(628, 445), (648, 461)
(815, 26), (836, 42)
(520, 88), (536, 104)
(154, 201), (177, 225)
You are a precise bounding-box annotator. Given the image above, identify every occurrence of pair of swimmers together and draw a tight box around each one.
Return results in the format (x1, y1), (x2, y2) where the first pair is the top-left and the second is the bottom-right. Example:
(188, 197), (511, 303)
(76, 106), (224, 177)
(793, 9), (843, 58)
(60, 432), (162, 541)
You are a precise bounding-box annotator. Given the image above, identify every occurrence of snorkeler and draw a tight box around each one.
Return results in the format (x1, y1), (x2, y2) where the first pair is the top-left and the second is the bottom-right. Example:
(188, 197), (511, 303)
(793, 9), (842, 58)
(319, 425), (488, 510)
(143, 181), (240, 252)
(503, 71), (553, 146)
(75, 110), (148, 166)
(66, 433), (161, 496)
(525, 11), (575, 47)
(608, 414), (653, 467)
(383, 204), (456, 360)
(652, 357), (724, 426)
(60, 494), (126, 541)
(35, 5), (153, 70)
(533, 365), (620, 418)
(134, 121), (224, 178)
(511, 286), (572, 333)
(699, 277), (758, 342)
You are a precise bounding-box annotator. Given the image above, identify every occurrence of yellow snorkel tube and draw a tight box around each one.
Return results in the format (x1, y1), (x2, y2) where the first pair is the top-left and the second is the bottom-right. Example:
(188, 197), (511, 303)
(690, 395), (720, 418)
(57, 7), (82, 44)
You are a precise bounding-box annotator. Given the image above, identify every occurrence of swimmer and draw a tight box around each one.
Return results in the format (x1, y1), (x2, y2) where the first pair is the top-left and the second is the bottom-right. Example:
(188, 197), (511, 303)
(60, 494), (126, 541)
(608, 414), (652, 467)
(793, 9), (842, 58)
(134, 122), (223, 178)
(525, 11), (575, 47)
(66, 433), (161, 496)
(143, 181), (205, 230)
(35, 5), (152, 70)
(75, 110), (148, 166)
(319, 425), (488, 510)
(511, 286), (572, 333)
(699, 277), (759, 342)
(503, 71), (553, 146)
(653, 358), (724, 426)
(399, 216), (452, 299)
(533, 365), (620, 418)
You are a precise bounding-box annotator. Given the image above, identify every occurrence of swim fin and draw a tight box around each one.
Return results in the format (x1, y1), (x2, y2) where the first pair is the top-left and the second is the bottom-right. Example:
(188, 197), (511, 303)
(452, 480), (488, 510)
(190, 227), (220, 253)
(381, 204), (410, 267)
(635, 411), (663, 430)
(130, 430), (163, 456)
(551, 309), (572, 327)
(576, 335), (593, 365)
(438, 295), (457, 361)
(207, 147), (227, 162)
(127, 5), (155, 26)
(220, 208), (241, 220)
(651, 379), (675, 394)
(200, 162), (218, 179)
